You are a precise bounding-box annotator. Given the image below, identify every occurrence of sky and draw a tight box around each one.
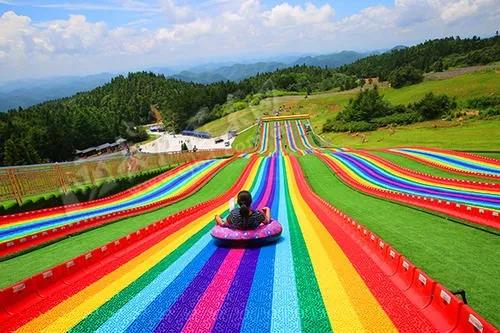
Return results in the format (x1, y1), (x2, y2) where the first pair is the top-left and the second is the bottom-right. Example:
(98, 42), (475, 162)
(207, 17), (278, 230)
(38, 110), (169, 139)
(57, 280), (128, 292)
(0, 0), (499, 80)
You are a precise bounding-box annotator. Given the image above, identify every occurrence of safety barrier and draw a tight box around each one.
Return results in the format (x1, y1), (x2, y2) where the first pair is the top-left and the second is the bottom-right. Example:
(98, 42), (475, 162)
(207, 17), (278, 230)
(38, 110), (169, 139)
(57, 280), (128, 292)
(319, 154), (500, 229)
(384, 148), (500, 180)
(0, 155), (258, 330)
(0, 158), (235, 258)
(289, 155), (498, 333)
(0, 148), (234, 205)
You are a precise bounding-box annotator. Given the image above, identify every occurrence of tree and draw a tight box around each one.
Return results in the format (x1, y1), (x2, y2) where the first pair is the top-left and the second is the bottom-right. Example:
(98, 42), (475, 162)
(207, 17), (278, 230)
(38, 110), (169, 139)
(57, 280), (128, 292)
(388, 65), (423, 88)
(336, 86), (391, 122)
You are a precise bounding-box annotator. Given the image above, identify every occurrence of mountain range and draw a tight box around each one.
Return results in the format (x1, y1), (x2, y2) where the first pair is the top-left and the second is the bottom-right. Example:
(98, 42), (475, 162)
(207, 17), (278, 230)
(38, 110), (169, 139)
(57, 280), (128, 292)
(0, 49), (382, 112)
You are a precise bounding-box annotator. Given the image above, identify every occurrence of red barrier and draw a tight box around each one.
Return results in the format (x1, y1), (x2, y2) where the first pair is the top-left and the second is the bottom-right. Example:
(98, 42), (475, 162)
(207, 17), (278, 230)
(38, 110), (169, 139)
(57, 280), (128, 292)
(406, 269), (436, 310)
(391, 257), (416, 291)
(452, 304), (498, 333)
(422, 284), (463, 332)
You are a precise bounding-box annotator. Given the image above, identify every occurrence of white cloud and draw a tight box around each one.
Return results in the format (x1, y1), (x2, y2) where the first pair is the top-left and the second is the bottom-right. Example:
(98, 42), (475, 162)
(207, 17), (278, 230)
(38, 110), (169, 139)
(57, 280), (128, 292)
(263, 3), (334, 27)
(160, 0), (192, 23)
(0, 0), (499, 80)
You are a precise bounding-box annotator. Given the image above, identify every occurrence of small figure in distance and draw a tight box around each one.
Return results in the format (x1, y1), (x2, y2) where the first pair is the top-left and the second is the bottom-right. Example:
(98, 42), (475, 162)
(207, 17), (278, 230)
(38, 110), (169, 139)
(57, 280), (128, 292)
(215, 190), (270, 230)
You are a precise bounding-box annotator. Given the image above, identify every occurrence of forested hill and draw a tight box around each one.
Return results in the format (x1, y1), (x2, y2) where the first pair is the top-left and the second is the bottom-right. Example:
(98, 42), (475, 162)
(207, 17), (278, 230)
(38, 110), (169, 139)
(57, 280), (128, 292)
(1, 35), (498, 166)
(0, 67), (356, 166)
(340, 35), (500, 80)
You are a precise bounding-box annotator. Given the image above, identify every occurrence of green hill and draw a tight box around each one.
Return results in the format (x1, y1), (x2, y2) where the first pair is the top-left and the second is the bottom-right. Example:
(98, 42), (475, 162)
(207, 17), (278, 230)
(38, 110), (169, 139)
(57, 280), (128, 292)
(199, 69), (500, 151)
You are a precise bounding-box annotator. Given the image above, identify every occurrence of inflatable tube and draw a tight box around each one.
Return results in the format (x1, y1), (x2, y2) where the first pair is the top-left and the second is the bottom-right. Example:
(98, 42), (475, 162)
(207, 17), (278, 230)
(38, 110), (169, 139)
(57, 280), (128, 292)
(211, 220), (282, 247)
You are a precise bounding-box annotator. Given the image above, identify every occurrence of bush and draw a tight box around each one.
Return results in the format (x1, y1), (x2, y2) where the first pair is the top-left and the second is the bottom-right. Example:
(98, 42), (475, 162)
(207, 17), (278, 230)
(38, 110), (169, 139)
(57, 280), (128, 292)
(466, 96), (500, 110)
(371, 111), (422, 127)
(388, 65), (423, 88)
(323, 120), (376, 132)
(410, 92), (456, 120)
(479, 107), (500, 119)
(336, 86), (392, 122)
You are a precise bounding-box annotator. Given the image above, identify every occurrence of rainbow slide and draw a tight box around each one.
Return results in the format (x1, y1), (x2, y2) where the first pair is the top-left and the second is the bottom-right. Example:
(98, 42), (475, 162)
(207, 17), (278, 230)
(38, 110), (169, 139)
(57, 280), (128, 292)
(295, 120), (314, 153)
(284, 120), (300, 154)
(0, 159), (227, 255)
(1, 154), (452, 332)
(258, 122), (269, 154)
(321, 151), (500, 228)
(387, 147), (500, 179)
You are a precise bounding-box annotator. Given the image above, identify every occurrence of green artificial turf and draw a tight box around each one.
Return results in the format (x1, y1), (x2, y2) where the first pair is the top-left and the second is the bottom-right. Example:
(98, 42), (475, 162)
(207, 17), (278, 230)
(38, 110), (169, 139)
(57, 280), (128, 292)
(232, 125), (258, 151)
(299, 154), (500, 327)
(0, 158), (248, 288)
(370, 151), (500, 183)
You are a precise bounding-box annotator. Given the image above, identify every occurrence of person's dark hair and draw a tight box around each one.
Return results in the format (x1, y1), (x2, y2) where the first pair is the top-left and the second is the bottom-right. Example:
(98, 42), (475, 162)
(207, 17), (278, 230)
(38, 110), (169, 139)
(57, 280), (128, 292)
(237, 190), (252, 224)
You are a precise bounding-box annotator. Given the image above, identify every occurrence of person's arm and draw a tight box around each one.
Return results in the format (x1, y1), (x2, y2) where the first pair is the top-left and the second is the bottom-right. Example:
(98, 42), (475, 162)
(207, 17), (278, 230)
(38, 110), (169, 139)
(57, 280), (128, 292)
(215, 215), (225, 226)
(261, 207), (271, 224)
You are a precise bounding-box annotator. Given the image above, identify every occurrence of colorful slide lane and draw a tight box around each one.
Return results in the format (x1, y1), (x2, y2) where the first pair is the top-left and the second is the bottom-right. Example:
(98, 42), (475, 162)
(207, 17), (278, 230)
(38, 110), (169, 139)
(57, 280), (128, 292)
(258, 122), (269, 154)
(295, 120), (314, 153)
(284, 120), (301, 154)
(387, 147), (500, 179)
(0, 159), (226, 251)
(1, 154), (450, 333)
(321, 151), (500, 228)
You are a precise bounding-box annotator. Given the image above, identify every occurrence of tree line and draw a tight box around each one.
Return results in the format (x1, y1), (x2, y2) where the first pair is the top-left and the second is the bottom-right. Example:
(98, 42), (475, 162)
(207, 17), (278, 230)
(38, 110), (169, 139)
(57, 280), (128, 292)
(1, 35), (498, 166)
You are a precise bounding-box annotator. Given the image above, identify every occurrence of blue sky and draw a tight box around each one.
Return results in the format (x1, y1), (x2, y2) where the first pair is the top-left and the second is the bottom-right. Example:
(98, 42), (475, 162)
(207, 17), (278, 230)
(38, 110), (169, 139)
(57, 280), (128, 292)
(0, 0), (498, 80)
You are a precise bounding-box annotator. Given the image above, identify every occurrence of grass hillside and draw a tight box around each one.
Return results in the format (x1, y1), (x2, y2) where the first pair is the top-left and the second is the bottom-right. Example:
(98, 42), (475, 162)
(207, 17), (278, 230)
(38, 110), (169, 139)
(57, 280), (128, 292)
(199, 69), (499, 150)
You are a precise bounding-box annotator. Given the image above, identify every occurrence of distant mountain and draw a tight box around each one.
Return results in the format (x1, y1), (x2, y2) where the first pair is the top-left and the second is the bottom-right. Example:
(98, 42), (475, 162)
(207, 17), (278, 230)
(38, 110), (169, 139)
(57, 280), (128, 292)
(293, 50), (372, 68)
(0, 50), (372, 110)
(169, 62), (288, 83)
(390, 45), (409, 52)
(0, 73), (115, 112)
(172, 71), (228, 84)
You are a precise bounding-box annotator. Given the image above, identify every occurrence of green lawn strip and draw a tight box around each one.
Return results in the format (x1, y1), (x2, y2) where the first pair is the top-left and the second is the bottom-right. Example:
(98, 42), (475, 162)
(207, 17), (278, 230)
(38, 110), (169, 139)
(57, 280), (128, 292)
(299, 155), (500, 327)
(323, 119), (500, 150)
(232, 125), (258, 151)
(370, 151), (500, 183)
(283, 157), (332, 332)
(0, 158), (248, 288)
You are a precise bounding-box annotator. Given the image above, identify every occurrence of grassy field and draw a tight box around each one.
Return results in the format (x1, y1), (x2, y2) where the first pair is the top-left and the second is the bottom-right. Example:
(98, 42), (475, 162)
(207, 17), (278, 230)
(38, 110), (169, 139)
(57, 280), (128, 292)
(198, 95), (304, 136)
(0, 158), (248, 288)
(198, 69), (499, 151)
(300, 154), (500, 326)
(323, 118), (500, 150)
(232, 125), (258, 151)
(370, 151), (500, 183)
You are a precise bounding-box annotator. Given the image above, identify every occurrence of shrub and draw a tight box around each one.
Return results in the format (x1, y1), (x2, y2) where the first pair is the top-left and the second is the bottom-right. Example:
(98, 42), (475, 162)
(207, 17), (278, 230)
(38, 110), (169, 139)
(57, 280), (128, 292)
(388, 65), (423, 88)
(466, 96), (500, 109)
(410, 92), (456, 120)
(371, 111), (422, 127)
(336, 86), (392, 122)
(323, 120), (376, 132)
(479, 107), (500, 119)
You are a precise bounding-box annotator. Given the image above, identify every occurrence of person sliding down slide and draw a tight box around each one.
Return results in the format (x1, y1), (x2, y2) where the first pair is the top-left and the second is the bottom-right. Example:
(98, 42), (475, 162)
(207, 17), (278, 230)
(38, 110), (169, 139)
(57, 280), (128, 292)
(215, 190), (271, 230)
